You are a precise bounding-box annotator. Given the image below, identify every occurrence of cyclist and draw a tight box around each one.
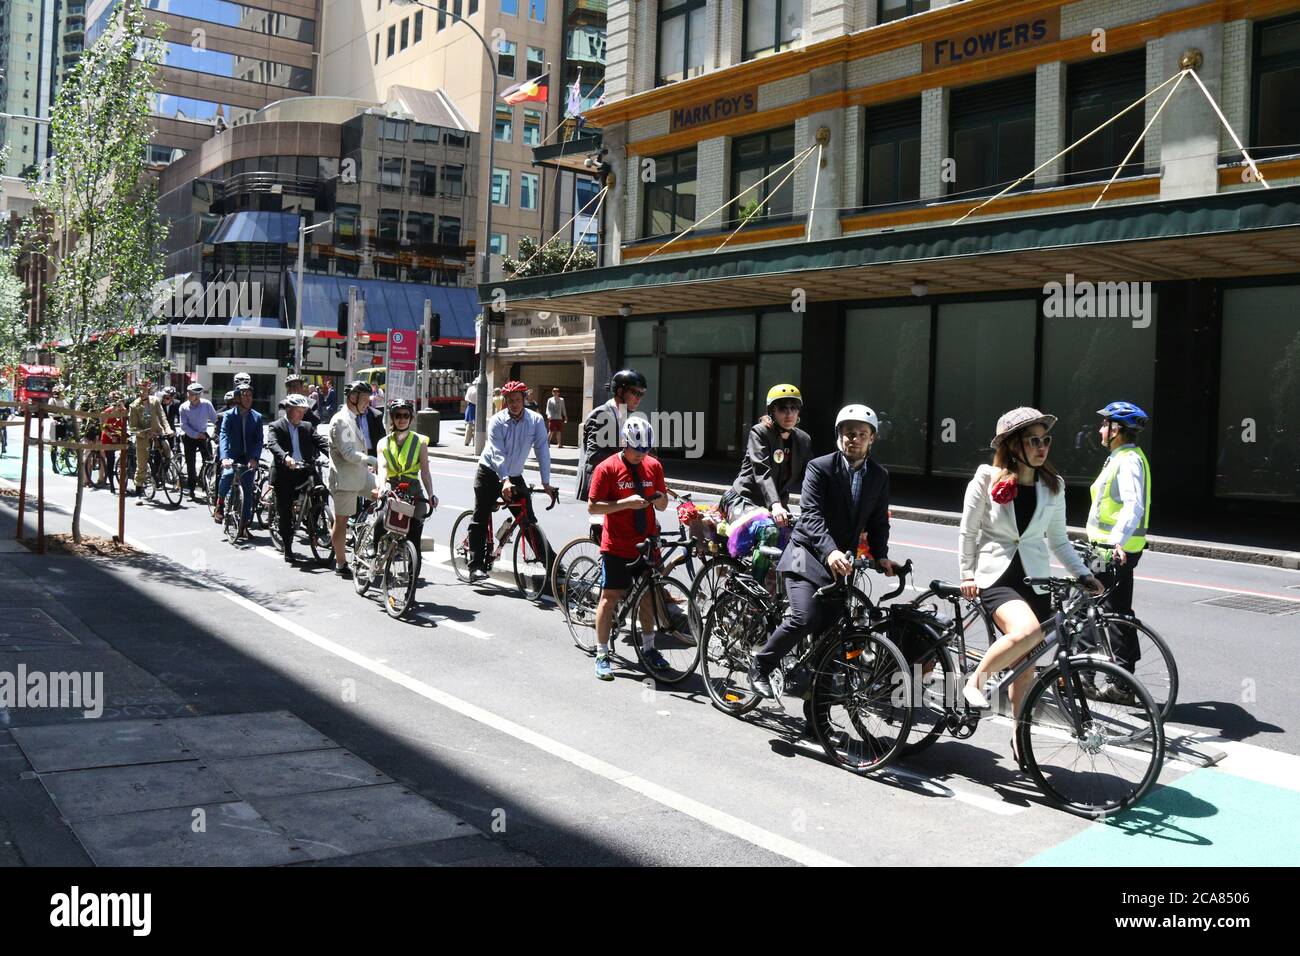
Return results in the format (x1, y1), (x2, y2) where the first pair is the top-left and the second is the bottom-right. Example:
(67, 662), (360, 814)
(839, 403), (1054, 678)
(748, 404), (901, 700)
(720, 383), (811, 527)
(327, 380), (379, 578)
(179, 383), (218, 500)
(467, 379), (556, 580)
(1085, 401), (1153, 701)
(283, 374), (321, 427)
(127, 378), (174, 496)
(268, 394), (329, 563)
(159, 385), (181, 434)
(958, 407), (1103, 726)
(588, 417), (670, 681)
(214, 383), (264, 538)
(576, 369), (646, 502)
(99, 391), (128, 492)
(221, 389), (236, 413)
(372, 398), (437, 579)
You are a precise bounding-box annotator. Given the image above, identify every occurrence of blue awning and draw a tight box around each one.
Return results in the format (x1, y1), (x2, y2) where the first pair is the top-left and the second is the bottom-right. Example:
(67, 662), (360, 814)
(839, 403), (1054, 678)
(288, 273), (480, 343)
(209, 211), (301, 245)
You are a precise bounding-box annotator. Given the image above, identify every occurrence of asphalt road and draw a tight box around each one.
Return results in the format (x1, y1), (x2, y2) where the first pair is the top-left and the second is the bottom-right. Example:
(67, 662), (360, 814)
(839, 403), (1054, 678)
(5, 446), (1299, 866)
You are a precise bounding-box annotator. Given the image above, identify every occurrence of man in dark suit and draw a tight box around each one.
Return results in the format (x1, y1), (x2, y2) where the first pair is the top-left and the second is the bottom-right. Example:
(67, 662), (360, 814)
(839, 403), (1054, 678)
(750, 404), (902, 698)
(267, 394), (329, 563)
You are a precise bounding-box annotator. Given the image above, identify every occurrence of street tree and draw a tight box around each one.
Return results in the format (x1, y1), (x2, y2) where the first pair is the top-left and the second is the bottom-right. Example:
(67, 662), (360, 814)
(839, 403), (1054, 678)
(502, 236), (597, 278)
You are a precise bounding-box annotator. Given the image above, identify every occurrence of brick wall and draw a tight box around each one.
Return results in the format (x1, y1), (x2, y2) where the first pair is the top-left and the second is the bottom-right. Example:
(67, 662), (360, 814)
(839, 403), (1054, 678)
(605, 0), (632, 102)
(1036, 61), (1066, 186)
(920, 86), (949, 200)
(1219, 19), (1252, 154)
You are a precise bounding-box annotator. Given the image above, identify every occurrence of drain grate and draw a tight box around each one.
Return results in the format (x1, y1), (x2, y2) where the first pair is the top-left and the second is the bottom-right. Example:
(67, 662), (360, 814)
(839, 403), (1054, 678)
(1197, 593), (1299, 616)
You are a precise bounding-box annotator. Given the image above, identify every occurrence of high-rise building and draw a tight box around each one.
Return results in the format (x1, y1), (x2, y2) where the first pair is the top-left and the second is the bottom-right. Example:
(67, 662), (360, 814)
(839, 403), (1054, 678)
(0, 0), (62, 178)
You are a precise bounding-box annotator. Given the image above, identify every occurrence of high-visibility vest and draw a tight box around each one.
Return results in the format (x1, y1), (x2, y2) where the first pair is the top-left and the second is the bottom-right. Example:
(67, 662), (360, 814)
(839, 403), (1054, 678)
(1086, 445), (1151, 552)
(383, 430), (426, 481)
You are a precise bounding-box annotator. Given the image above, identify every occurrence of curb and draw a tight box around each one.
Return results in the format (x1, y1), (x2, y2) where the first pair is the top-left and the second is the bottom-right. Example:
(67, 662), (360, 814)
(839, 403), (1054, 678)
(429, 448), (1300, 570)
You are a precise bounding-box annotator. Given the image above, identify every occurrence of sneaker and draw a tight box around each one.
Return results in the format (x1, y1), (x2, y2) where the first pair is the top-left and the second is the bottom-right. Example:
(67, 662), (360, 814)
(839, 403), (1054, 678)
(1097, 681), (1138, 706)
(595, 651), (614, 682)
(748, 662), (775, 699)
(642, 647), (671, 672)
(335, 565), (353, 580)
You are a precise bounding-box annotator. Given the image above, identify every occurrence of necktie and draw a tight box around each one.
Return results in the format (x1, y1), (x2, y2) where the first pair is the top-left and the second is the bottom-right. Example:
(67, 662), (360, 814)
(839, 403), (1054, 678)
(629, 462), (648, 535)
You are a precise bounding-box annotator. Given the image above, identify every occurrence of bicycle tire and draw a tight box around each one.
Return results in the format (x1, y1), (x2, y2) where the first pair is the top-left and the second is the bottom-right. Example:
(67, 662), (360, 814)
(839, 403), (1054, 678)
(513, 522), (549, 601)
(353, 522), (374, 595)
(631, 576), (699, 684)
(449, 510), (475, 583)
(223, 485), (242, 544)
(688, 556), (745, 638)
(144, 455), (159, 500)
(809, 628), (913, 776)
(159, 457), (182, 506)
(562, 556), (603, 654)
(267, 497), (284, 551)
(308, 494), (335, 564)
(550, 536), (601, 606)
(1075, 614), (1178, 724)
(382, 538), (420, 619)
(699, 587), (768, 717)
(896, 621), (959, 757)
(1018, 657), (1164, 818)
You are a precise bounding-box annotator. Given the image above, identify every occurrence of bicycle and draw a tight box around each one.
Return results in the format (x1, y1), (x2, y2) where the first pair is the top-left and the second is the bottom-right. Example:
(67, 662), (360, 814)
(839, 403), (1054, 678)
(137, 434), (183, 506)
(266, 456), (335, 564)
(351, 482), (425, 619)
(686, 512), (797, 643)
(220, 462), (255, 544)
(561, 528), (700, 683)
(449, 485), (559, 601)
(896, 571), (1165, 817)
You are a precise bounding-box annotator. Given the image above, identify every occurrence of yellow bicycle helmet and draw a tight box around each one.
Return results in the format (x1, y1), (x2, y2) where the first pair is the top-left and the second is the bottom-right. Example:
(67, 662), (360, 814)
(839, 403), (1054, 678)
(766, 383), (802, 408)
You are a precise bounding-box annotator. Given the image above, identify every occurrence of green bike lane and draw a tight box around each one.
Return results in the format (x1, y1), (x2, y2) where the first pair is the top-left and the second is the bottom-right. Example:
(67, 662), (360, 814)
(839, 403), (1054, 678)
(3, 446), (1298, 866)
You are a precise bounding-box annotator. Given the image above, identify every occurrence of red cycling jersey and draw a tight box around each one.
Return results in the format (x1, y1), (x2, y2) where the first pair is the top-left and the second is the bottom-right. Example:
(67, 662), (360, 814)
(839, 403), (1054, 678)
(589, 452), (666, 558)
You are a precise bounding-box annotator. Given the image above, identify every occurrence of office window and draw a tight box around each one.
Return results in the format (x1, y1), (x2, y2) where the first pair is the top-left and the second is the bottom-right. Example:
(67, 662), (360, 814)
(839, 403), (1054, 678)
(400, 17), (409, 49)
(380, 158), (403, 191)
(864, 98), (921, 207)
(528, 0), (544, 21)
(442, 164), (464, 196)
(520, 172), (539, 209)
(444, 129), (468, 147)
(643, 148), (697, 237)
(436, 0), (446, 29)
(409, 160), (437, 196)
(1254, 15), (1300, 159)
(413, 123), (439, 143)
(502, 0), (518, 16)
(453, 0), (463, 16)
(414, 10), (422, 42)
(657, 0), (706, 86)
(1066, 49), (1145, 184)
(406, 211), (435, 245)
(744, 0), (802, 61)
(374, 32), (380, 64)
(523, 109), (542, 145)
(879, 0), (930, 23)
(490, 233), (507, 254)
(439, 216), (462, 245)
(527, 46), (545, 79)
(494, 106), (513, 142)
(491, 168), (510, 205)
(949, 74), (1035, 197)
(470, 0), (478, 13)
(498, 39), (517, 77)
(387, 24), (395, 57)
(729, 127), (795, 225)
(378, 208), (401, 241)
(382, 118), (408, 141)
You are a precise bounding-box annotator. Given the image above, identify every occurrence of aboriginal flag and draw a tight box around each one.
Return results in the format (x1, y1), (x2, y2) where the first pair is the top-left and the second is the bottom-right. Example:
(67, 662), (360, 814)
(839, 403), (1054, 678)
(501, 73), (549, 106)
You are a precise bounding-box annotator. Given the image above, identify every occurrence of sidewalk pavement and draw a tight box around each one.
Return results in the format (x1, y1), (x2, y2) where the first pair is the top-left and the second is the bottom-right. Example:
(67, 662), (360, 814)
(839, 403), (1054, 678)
(432, 422), (1300, 569)
(0, 497), (535, 867)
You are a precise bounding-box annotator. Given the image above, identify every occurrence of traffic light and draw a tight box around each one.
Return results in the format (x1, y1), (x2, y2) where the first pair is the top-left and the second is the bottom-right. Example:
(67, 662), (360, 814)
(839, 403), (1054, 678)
(428, 312), (441, 343)
(337, 301), (349, 337)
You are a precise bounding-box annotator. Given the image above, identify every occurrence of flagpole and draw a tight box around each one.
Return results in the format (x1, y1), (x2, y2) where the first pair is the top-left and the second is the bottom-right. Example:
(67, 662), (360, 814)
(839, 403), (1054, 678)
(538, 61), (551, 245)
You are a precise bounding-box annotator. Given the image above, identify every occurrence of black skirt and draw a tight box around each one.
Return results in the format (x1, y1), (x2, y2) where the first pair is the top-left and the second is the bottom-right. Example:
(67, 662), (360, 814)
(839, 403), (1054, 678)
(978, 550), (1052, 624)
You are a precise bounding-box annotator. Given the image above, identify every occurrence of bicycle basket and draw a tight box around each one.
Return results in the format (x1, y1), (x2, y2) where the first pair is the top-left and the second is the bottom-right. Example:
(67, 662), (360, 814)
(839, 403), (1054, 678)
(383, 495), (416, 534)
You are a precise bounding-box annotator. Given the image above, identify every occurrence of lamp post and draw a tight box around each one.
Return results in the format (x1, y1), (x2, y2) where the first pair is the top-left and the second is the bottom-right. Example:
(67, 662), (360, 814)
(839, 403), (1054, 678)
(392, 0), (497, 454)
(294, 216), (334, 375)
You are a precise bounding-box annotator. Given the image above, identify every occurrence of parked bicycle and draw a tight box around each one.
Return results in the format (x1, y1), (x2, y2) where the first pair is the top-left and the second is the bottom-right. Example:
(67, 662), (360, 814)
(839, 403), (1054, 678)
(352, 481), (425, 619)
(449, 485), (558, 601)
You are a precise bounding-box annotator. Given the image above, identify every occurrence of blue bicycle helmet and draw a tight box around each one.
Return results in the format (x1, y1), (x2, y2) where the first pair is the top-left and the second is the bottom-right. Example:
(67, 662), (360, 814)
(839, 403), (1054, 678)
(1096, 401), (1149, 428)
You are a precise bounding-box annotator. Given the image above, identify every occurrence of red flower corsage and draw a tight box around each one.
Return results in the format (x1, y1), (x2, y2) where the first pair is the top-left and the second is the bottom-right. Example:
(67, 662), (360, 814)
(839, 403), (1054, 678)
(991, 476), (1019, 504)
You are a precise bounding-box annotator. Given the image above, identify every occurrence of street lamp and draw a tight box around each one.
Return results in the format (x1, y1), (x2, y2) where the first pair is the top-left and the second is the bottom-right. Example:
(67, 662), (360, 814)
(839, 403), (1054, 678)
(392, 0), (498, 454)
(294, 216), (334, 374)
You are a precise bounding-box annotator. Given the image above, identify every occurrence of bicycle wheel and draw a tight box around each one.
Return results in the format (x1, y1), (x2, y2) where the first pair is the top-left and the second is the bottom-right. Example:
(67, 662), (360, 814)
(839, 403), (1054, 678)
(223, 485), (242, 544)
(267, 497), (283, 551)
(382, 538), (420, 619)
(809, 628), (913, 775)
(897, 622), (959, 757)
(562, 556), (603, 654)
(688, 556), (744, 637)
(513, 522), (549, 601)
(1018, 657), (1164, 818)
(449, 510), (474, 583)
(1074, 615), (1178, 723)
(699, 587), (768, 716)
(308, 495), (335, 564)
(143, 455), (159, 500)
(353, 521), (374, 595)
(159, 456), (182, 506)
(631, 576), (698, 684)
(550, 536), (601, 606)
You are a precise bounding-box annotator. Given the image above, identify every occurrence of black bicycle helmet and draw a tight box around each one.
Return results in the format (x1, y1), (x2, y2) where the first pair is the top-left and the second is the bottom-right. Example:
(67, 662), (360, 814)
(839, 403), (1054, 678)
(610, 368), (647, 393)
(388, 398), (415, 414)
(346, 379), (373, 395)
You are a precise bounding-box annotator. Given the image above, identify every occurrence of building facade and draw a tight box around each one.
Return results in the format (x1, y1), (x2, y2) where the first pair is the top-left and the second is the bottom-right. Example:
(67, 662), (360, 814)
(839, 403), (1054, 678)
(0, 0), (85, 178)
(489, 0), (1300, 531)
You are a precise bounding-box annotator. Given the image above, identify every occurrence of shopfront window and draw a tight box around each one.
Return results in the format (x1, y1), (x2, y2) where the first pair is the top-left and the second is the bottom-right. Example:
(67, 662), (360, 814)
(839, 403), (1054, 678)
(864, 98), (921, 208)
(643, 148), (697, 238)
(728, 127), (795, 226)
(1066, 49), (1145, 184)
(1253, 15), (1300, 158)
(949, 74), (1035, 197)
(657, 0), (707, 87)
(744, 0), (802, 61)
(664, 314), (755, 355)
(845, 306), (930, 474)
(931, 300), (1036, 476)
(1216, 285), (1300, 500)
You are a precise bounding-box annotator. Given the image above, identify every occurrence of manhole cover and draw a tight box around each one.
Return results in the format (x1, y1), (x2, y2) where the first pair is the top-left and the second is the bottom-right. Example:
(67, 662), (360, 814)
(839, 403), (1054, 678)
(1196, 593), (1299, 616)
(0, 607), (80, 648)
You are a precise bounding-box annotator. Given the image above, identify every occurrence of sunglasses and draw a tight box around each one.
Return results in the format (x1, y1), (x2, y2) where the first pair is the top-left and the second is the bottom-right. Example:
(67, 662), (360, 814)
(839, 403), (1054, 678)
(391, 411), (412, 419)
(1022, 434), (1053, 449)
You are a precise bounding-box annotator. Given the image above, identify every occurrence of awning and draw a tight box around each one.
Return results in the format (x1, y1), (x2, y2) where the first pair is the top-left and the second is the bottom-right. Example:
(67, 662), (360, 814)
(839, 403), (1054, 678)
(484, 185), (1300, 316)
(533, 129), (603, 173)
(209, 211), (301, 245)
(288, 273), (479, 345)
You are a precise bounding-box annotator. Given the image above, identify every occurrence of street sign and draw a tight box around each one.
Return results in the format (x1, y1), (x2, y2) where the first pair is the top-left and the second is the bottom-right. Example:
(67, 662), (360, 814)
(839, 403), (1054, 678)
(386, 329), (419, 403)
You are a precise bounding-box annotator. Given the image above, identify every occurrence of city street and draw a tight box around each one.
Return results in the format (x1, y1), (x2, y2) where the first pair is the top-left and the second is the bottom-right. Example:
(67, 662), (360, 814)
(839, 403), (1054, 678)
(2, 442), (1297, 867)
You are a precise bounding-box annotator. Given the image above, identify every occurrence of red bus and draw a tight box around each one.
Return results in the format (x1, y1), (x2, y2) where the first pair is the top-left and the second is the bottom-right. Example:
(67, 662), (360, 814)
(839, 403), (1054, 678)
(9, 363), (61, 405)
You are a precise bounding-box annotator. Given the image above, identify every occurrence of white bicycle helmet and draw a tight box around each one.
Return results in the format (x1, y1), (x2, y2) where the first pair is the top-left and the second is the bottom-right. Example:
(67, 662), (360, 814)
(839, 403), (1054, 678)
(835, 404), (879, 434)
(622, 416), (654, 451)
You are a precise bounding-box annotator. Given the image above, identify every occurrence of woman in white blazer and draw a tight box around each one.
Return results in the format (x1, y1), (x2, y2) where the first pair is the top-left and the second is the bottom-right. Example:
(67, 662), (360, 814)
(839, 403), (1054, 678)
(958, 407), (1102, 755)
(327, 382), (379, 578)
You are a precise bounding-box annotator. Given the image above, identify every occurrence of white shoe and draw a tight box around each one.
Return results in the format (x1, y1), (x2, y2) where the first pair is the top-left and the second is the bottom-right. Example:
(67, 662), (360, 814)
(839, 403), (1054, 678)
(962, 682), (991, 710)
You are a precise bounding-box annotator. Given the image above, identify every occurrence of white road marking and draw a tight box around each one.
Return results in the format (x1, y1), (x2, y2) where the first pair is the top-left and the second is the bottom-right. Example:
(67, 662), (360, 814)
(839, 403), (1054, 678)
(143, 529), (205, 539)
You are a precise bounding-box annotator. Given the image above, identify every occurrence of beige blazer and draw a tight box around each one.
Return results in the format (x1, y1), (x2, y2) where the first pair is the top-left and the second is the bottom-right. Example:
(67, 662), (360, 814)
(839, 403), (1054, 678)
(958, 464), (1090, 592)
(328, 408), (377, 495)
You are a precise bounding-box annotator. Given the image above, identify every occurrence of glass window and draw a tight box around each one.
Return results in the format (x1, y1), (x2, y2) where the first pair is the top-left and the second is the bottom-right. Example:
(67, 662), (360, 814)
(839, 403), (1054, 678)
(439, 216), (462, 245)
(413, 123), (439, 143)
(625, 320), (656, 354)
(523, 109), (542, 145)
(744, 0), (802, 61)
(442, 164), (464, 196)
(931, 300), (1037, 476)
(470, 0), (479, 13)
(1216, 285), (1300, 500)
(501, 0), (518, 13)
(437, 0), (447, 29)
(380, 157), (403, 190)
(643, 148), (697, 238)
(490, 233), (507, 255)
(1066, 49), (1145, 184)
(879, 0), (930, 23)
(137, 0), (315, 43)
(374, 32), (380, 64)
(1253, 15), (1300, 159)
(409, 160), (437, 196)
(759, 311), (802, 351)
(498, 39), (517, 77)
(494, 106), (513, 142)
(400, 16), (409, 49)
(387, 24), (395, 57)
(406, 211), (435, 244)
(528, 0), (544, 21)
(865, 98), (921, 208)
(159, 41), (310, 91)
(414, 10), (423, 42)
(382, 118), (408, 140)
(728, 127), (795, 226)
(844, 306), (930, 474)
(520, 172), (539, 210)
(378, 208), (401, 241)
(949, 74), (1035, 197)
(664, 315), (756, 355)
(491, 168), (510, 205)
(657, 0), (707, 86)
(444, 129), (468, 148)
(527, 46), (545, 79)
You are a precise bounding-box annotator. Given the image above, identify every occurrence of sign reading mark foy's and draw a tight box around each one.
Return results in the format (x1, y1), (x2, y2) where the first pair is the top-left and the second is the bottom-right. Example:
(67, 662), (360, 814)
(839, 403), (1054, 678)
(671, 90), (758, 133)
(923, 10), (1060, 72)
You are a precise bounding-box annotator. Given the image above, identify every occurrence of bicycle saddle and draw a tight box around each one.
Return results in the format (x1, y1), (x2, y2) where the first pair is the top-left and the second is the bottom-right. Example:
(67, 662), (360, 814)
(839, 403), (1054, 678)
(929, 579), (964, 599)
